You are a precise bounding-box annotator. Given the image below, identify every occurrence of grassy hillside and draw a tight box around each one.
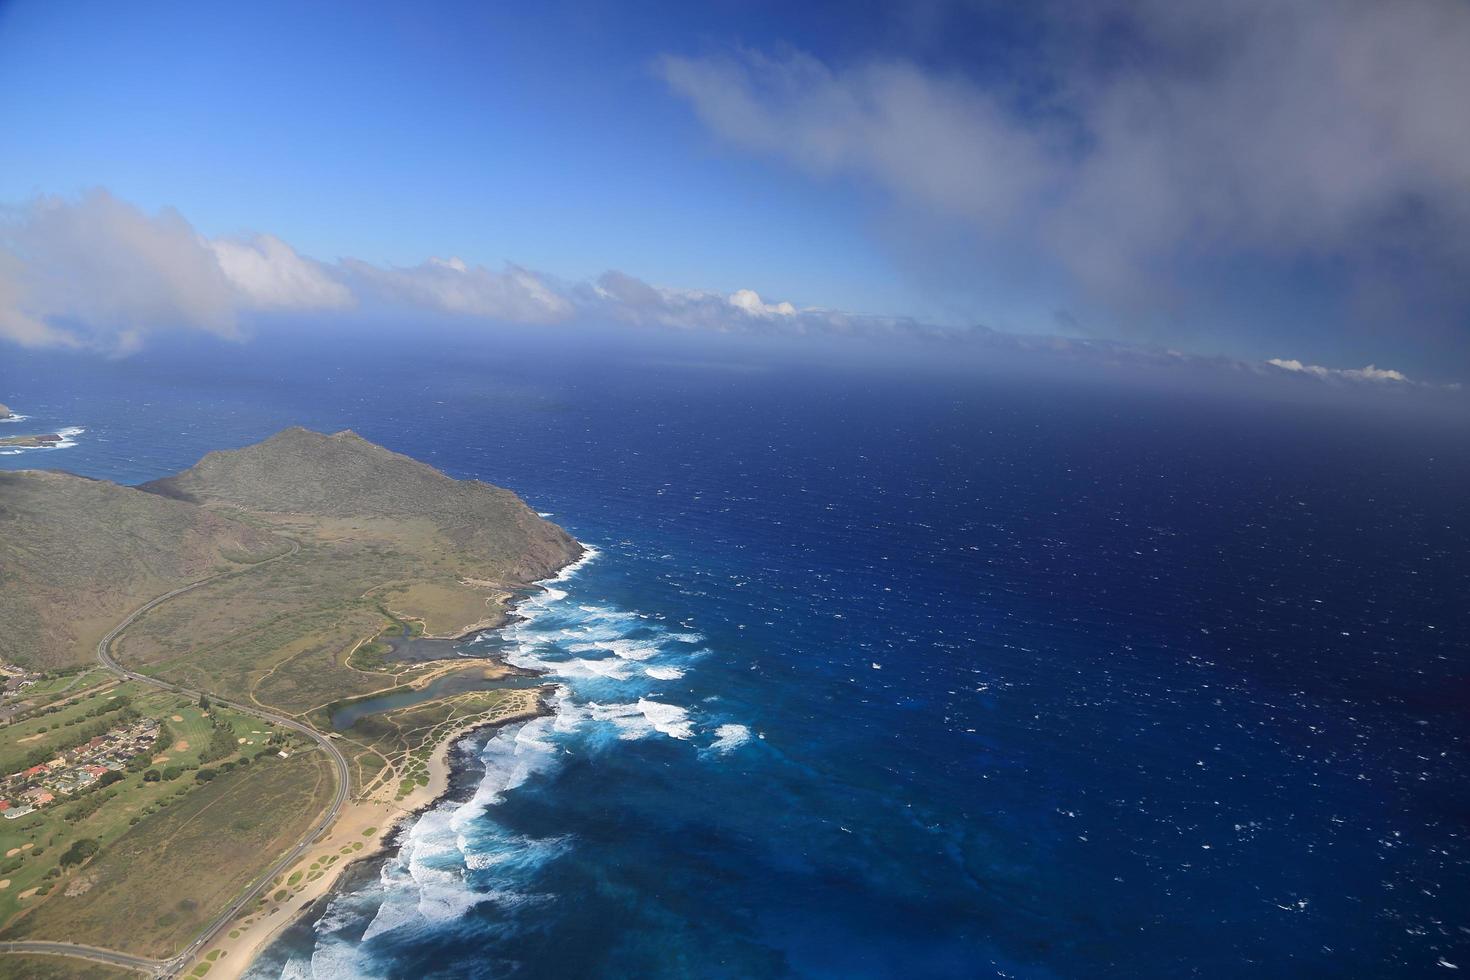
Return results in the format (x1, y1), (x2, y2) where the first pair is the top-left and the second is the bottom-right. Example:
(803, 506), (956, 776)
(108, 428), (580, 718)
(0, 471), (288, 669)
(144, 427), (579, 583)
(0, 429), (579, 676)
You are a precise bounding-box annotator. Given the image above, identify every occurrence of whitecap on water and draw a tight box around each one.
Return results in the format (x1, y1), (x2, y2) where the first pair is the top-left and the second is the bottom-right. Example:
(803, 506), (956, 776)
(707, 723), (752, 754)
(637, 698), (694, 739)
(568, 638), (661, 661)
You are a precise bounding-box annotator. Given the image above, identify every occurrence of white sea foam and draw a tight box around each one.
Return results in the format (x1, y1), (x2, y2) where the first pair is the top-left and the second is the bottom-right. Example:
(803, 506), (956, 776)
(568, 638), (661, 661)
(576, 657), (636, 680)
(577, 603), (638, 621)
(454, 718), (560, 816)
(358, 891), (420, 943)
(277, 959), (312, 980)
(310, 934), (400, 980)
(463, 831), (571, 873)
(519, 647), (635, 681)
(708, 723), (752, 754)
(585, 700), (652, 739)
(644, 665), (686, 680)
(550, 542), (599, 582)
(638, 698), (694, 739)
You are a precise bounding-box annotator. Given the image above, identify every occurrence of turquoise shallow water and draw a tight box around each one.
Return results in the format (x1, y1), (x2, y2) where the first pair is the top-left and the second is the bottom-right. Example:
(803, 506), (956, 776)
(4, 331), (1468, 977)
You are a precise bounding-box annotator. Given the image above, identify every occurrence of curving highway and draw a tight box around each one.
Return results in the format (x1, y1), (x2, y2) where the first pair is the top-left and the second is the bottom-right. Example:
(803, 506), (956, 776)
(0, 939), (173, 976)
(2, 538), (352, 979)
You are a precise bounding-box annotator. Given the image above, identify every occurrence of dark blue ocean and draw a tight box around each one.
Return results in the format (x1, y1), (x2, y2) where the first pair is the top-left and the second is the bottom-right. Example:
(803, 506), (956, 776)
(3, 328), (1468, 978)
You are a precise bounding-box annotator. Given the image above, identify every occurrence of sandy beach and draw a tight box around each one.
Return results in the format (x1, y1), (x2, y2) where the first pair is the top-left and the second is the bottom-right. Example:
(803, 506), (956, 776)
(196, 703), (544, 980)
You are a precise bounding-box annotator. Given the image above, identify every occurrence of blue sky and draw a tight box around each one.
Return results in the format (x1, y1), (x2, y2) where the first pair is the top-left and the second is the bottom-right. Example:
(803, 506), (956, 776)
(2, 0), (1468, 382)
(0, 2), (910, 311)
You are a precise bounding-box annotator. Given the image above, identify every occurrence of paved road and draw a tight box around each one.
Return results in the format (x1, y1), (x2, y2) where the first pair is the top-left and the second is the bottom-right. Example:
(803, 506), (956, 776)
(2, 539), (352, 979)
(0, 939), (171, 976)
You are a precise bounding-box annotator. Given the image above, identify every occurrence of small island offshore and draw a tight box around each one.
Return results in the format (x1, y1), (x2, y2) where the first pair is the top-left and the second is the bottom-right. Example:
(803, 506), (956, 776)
(0, 428), (581, 979)
(0, 403), (74, 451)
(0, 434), (63, 449)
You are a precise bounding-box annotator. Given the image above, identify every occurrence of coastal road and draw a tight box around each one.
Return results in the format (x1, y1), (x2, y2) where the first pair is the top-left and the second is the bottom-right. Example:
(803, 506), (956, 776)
(2, 537), (354, 979)
(0, 939), (171, 976)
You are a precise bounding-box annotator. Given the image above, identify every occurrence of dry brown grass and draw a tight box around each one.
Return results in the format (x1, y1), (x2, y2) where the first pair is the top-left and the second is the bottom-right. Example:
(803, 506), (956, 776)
(6, 751), (334, 958)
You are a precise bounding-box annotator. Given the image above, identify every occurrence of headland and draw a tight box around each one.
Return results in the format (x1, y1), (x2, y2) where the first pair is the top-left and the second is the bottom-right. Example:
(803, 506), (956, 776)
(0, 427), (581, 978)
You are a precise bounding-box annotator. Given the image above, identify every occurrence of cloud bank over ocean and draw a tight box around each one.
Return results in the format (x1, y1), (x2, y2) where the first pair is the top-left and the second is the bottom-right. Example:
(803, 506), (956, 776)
(657, 0), (1470, 342)
(0, 189), (1453, 394)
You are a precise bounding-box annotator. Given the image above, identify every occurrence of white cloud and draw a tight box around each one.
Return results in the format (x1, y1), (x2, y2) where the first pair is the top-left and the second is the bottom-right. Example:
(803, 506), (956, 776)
(660, 51), (1054, 230)
(0, 255), (77, 348)
(342, 256), (572, 324)
(585, 270), (942, 338)
(210, 234), (352, 311)
(0, 190), (239, 350)
(0, 191), (1450, 395)
(1267, 358), (1413, 384)
(0, 192), (352, 351)
(729, 289), (796, 318)
(658, 1), (1470, 322)
(0, 193), (570, 350)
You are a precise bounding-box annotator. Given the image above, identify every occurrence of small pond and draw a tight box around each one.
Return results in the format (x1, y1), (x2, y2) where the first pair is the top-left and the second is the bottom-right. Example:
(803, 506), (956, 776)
(329, 668), (543, 731)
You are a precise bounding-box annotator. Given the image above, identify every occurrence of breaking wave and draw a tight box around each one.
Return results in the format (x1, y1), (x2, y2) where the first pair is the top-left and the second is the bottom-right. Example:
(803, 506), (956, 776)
(258, 541), (751, 977)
